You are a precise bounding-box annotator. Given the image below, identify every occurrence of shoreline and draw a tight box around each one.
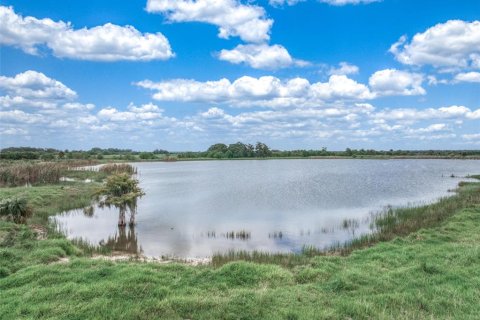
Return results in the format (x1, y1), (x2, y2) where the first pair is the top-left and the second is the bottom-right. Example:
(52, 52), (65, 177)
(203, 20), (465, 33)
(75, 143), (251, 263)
(50, 173), (480, 265)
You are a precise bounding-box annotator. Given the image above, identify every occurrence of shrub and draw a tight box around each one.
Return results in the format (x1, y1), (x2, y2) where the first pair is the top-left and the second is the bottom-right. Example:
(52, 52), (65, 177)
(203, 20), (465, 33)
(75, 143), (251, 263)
(0, 198), (33, 224)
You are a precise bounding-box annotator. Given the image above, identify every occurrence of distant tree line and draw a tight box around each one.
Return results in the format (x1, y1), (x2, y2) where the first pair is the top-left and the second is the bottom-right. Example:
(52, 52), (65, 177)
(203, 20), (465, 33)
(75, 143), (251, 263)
(177, 142), (480, 159)
(1, 145), (480, 161)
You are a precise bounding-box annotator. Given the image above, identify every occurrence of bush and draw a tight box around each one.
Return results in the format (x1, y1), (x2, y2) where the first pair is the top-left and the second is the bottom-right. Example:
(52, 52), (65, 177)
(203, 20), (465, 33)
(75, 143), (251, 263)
(0, 198), (32, 224)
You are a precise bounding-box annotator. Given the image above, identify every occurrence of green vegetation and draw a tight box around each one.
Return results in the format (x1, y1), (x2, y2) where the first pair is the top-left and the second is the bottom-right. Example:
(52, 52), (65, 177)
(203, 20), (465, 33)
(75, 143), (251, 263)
(2, 145), (480, 162)
(0, 198), (32, 224)
(0, 162), (63, 187)
(178, 142), (480, 159)
(99, 163), (137, 175)
(96, 173), (144, 226)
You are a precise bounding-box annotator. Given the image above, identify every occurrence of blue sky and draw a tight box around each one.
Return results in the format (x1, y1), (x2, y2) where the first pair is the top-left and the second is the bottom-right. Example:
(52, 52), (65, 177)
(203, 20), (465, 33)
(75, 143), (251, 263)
(0, 0), (479, 151)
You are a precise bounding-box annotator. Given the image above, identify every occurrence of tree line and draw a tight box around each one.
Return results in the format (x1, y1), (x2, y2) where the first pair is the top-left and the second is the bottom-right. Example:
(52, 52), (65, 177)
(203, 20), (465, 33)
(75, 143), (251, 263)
(1, 145), (480, 161)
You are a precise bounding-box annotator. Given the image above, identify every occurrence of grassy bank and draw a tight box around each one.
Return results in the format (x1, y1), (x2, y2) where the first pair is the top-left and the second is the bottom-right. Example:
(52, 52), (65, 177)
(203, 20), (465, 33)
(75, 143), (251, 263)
(0, 172), (479, 318)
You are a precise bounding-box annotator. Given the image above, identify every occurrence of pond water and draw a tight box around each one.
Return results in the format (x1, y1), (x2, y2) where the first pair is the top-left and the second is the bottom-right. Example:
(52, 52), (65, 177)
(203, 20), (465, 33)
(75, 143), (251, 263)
(53, 159), (480, 258)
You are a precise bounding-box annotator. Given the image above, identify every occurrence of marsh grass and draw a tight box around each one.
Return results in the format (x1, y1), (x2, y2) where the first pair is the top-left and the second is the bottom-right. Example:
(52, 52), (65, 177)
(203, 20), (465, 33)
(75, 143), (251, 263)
(99, 163), (137, 175)
(0, 162), (63, 187)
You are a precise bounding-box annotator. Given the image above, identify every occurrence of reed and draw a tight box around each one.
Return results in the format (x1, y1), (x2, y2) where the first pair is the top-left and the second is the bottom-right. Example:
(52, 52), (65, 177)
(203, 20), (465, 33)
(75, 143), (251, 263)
(99, 163), (137, 175)
(0, 162), (64, 187)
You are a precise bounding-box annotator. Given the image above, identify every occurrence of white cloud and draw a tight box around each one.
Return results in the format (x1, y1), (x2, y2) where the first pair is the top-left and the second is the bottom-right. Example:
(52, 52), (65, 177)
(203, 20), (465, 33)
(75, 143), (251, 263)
(146, 0), (272, 43)
(0, 95), (57, 109)
(0, 6), (173, 61)
(136, 75), (373, 107)
(329, 62), (359, 76)
(319, 0), (381, 5)
(218, 44), (308, 69)
(390, 20), (480, 70)
(269, 0), (304, 6)
(269, 0), (380, 6)
(0, 110), (44, 124)
(63, 102), (95, 111)
(369, 69), (425, 96)
(373, 105), (480, 121)
(97, 103), (165, 122)
(454, 72), (480, 83)
(462, 133), (480, 140)
(0, 128), (28, 135)
(415, 123), (448, 133)
(0, 70), (77, 102)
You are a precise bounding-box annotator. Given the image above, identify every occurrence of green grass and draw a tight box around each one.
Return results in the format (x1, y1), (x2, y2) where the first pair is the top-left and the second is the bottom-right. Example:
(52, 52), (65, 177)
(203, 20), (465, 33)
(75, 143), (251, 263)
(0, 182), (99, 225)
(0, 177), (479, 319)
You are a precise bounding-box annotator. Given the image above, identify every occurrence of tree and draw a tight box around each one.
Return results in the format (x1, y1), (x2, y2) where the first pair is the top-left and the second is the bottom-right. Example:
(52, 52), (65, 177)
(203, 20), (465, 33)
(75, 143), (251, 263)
(139, 152), (155, 160)
(228, 142), (248, 158)
(255, 142), (272, 157)
(97, 174), (144, 226)
(207, 143), (228, 158)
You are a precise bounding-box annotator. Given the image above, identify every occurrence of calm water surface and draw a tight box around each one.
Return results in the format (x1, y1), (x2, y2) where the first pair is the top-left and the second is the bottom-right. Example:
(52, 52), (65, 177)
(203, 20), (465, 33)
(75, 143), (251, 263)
(54, 159), (480, 258)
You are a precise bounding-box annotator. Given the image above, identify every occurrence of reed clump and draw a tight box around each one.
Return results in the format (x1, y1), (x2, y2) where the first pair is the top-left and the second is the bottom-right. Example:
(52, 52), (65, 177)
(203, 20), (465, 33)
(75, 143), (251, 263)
(99, 163), (137, 175)
(0, 162), (64, 187)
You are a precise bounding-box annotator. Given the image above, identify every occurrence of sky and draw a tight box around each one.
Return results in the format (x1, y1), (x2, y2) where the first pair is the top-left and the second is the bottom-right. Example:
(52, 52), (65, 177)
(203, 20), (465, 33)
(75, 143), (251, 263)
(0, 0), (479, 151)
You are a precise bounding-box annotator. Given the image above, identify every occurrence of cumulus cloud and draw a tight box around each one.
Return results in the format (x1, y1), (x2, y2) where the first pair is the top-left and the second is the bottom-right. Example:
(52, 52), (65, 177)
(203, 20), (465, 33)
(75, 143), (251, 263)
(454, 72), (480, 83)
(2, 69), (477, 149)
(0, 6), (173, 61)
(146, 0), (272, 43)
(218, 44), (308, 69)
(329, 62), (359, 76)
(369, 69), (425, 96)
(390, 20), (480, 70)
(97, 103), (165, 121)
(0, 110), (44, 124)
(136, 75), (373, 107)
(0, 70), (77, 105)
(137, 70), (433, 106)
(373, 105), (480, 121)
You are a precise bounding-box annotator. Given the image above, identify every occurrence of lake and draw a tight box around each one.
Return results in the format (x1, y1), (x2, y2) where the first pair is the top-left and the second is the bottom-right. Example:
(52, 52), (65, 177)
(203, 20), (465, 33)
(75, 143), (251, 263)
(54, 159), (480, 258)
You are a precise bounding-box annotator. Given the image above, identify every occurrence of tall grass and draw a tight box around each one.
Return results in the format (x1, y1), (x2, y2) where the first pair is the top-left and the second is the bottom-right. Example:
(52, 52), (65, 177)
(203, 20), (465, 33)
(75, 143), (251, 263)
(0, 162), (63, 187)
(99, 163), (137, 175)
